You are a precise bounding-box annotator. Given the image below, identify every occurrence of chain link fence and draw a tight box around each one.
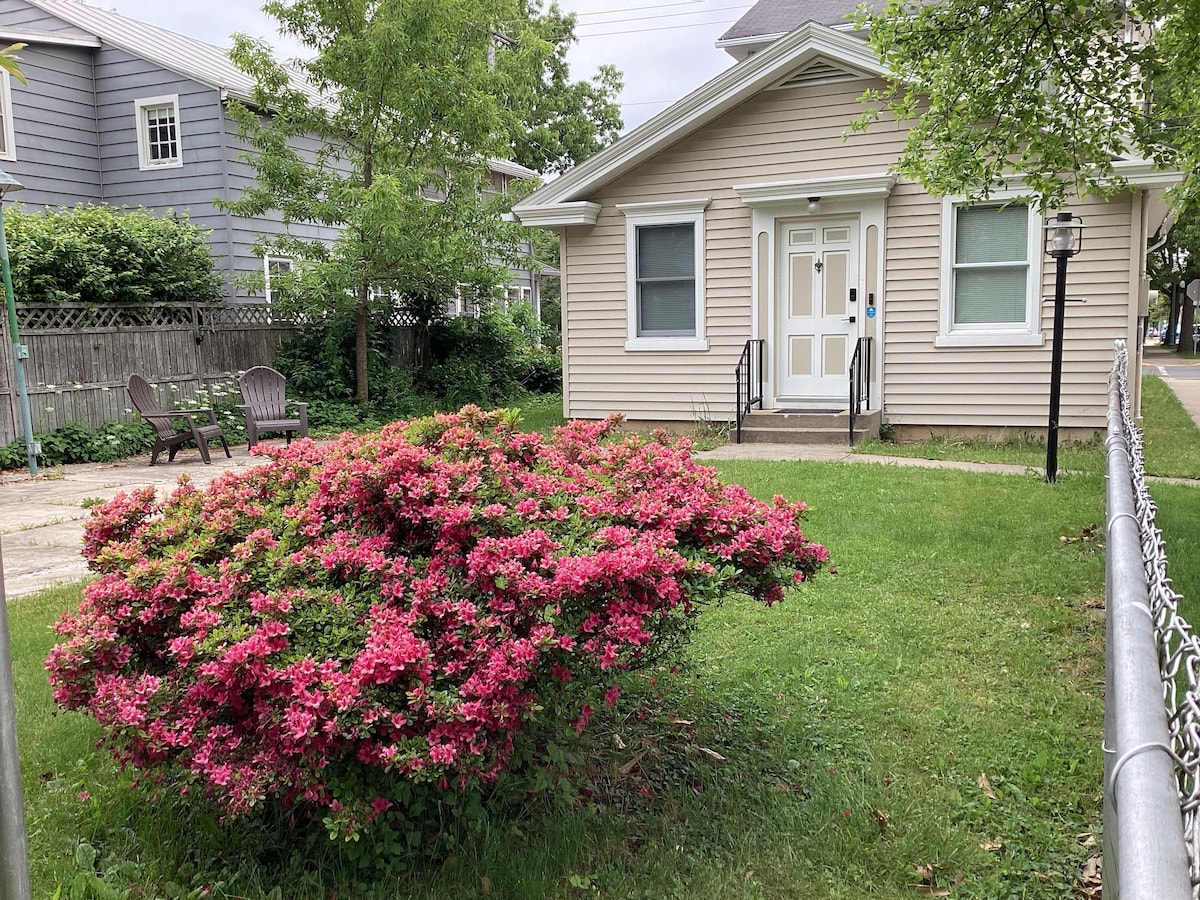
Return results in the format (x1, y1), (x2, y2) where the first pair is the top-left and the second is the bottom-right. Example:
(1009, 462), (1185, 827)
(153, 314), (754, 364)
(1105, 338), (1195, 898)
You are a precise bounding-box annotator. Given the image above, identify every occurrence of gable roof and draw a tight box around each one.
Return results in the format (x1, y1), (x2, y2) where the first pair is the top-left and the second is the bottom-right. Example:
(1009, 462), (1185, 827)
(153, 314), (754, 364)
(720, 0), (877, 40)
(716, 0), (884, 60)
(513, 22), (885, 225)
(8, 0), (322, 105)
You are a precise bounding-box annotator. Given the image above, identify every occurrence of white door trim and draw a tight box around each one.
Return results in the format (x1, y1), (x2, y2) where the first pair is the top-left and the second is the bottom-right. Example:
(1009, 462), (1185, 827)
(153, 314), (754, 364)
(743, 192), (887, 410)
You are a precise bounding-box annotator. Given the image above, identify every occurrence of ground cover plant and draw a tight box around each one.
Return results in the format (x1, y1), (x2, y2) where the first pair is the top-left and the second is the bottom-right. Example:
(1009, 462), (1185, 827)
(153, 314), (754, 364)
(44, 408), (826, 856)
(13, 454), (1139, 897)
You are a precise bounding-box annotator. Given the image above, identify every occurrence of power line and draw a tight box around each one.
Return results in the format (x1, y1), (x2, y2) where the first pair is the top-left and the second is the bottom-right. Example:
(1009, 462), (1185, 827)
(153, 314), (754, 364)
(576, 17), (740, 38)
(576, 3), (750, 30)
(575, 1), (709, 19)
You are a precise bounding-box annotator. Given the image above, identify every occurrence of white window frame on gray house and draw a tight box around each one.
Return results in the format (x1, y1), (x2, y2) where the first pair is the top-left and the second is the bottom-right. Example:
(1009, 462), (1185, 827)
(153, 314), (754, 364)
(0, 71), (16, 162)
(264, 256), (292, 305)
(936, 192), (1044, 348)
(618, 197), (710, 352)
(134, 94), (183, 170)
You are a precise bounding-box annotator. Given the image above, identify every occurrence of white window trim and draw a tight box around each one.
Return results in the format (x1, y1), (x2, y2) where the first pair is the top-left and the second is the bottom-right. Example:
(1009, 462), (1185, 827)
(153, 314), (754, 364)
(264, 256), (292, 303)
(0, 72), (15, 162)
(134, 94), (183, 171)
(936, 193), (1045, 348)
(617, 198), (710, 352)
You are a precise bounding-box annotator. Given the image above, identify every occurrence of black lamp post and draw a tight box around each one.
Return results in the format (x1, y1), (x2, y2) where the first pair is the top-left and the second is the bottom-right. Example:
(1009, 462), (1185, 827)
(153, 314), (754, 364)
(1043, 210), (1085, 483)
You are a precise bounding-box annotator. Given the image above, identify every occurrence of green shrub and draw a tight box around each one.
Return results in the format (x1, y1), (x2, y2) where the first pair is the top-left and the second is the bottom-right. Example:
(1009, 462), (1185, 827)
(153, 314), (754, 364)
(0, 419), (155, 469)
(6, 204), (223, 305)
(419, 305), (561, 406)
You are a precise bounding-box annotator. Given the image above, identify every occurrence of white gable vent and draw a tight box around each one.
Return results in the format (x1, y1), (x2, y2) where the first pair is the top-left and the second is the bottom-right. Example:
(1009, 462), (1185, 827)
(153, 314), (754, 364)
(771, 59), (866, 89)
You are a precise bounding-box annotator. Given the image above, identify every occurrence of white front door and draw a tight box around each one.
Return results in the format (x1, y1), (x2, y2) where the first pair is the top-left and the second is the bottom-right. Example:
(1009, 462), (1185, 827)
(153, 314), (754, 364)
(776, 218), (859, 402)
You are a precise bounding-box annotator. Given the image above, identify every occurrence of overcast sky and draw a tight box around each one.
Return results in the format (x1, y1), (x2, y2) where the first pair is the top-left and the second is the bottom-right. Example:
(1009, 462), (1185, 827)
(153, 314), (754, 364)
(97, 0), (754, 131)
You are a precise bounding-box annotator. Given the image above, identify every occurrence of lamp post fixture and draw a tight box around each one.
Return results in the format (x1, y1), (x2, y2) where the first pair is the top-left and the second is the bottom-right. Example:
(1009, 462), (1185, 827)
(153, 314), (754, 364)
(0, 168), (35, 476)
(1043, 210), (1085, 483)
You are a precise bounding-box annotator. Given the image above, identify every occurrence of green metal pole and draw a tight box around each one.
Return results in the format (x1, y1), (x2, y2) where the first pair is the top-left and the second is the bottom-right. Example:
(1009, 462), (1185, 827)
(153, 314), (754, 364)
(0, 539), (32, 900)
(0, 198), (36, 476)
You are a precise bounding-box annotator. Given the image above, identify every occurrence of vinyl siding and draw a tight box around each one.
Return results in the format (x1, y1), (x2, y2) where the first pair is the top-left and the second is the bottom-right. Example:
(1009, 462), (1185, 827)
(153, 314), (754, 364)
(882, 183), (1136, 430)
(562, 77), (908, 422)
(560, 72), (1143, 429)
(1, 39), (103, 204)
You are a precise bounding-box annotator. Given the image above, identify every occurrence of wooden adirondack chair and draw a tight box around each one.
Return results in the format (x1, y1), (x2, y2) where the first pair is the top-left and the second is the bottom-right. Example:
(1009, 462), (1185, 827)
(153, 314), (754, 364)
(127, 373), (231, 465)
(237, 366), (309, 450)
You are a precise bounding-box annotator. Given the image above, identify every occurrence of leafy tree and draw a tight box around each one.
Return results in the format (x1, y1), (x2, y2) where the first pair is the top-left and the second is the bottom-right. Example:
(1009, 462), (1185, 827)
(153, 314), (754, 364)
(855, 0), (1199, 210)
(0, 42), (27, 84)
(223, 0), (621, 404)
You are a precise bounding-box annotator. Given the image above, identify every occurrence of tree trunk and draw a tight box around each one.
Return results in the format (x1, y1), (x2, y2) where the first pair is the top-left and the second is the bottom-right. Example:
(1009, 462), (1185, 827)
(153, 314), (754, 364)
(355, 286), (369, 405)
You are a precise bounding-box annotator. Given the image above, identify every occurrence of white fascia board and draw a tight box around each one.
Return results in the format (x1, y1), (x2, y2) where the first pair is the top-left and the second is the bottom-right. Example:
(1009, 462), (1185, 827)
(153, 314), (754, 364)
(489, 158), (541, 180)
(0, 28), (100, 48)
(521, 23), (885, 210)
(512, 202), (601, 228)
(1109, 159), (1184, 188)
(734, 172), (896, 205)
(714, 32), (786, 61)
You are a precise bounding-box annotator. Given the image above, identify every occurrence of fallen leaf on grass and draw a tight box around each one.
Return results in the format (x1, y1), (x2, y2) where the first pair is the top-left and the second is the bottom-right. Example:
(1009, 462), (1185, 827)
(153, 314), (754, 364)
(698, 747), (726, 762)
(914, 864), (937, 881)
(670, 718), (694, 726)
(906, 887), (949, 898)
(979, 840), (1002, 852)
(1075, 855), (1102, 899)
(613, 733), (626, 750)
(618, 751), (647, 776)
(978, 772), (998, 800)
(480, 876), (492, 895)
(873, 809), (890, 832)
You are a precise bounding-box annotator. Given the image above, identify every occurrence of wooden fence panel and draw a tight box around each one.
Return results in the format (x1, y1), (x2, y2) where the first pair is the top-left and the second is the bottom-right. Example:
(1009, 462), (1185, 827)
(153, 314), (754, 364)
(0, 303), (297, 446)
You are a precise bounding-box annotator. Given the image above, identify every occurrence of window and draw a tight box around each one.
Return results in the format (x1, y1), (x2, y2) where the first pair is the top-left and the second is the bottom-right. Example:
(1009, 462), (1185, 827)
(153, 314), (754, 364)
(617, 198), (710, 351)
(937, 196), (1043, 347)
(134, 95), (182, 170)
(264, 257), (292, 305)
(0, 72), (15, 162)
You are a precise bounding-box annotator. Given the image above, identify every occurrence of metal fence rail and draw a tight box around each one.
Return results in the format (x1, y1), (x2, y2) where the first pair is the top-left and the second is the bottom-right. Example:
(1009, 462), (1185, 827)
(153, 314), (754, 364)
(1104, 338), (1194, 898)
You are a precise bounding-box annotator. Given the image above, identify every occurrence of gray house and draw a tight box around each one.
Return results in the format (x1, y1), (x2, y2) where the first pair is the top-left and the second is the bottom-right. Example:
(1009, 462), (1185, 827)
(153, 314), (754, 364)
(0, 0), (543, 304)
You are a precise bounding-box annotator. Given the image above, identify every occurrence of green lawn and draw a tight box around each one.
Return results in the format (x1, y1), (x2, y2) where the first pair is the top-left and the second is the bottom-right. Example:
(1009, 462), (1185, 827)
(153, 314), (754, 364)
(14, 460), (1161, 898)
(854, 373), (1200, 480)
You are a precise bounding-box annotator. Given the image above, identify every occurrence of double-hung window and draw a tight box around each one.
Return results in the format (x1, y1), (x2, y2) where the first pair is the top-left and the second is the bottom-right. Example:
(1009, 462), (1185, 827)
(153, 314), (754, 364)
(264, 257), (292, 305)
(135, 95), (182, 170)
(618, 198), (709, 351)
(937, 196), (1043, 347)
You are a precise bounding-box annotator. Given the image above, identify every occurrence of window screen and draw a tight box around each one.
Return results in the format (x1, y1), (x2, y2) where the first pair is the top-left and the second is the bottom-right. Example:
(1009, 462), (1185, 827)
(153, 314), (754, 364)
(636, 223), (695, 336)
(953, 204), (1029, 326)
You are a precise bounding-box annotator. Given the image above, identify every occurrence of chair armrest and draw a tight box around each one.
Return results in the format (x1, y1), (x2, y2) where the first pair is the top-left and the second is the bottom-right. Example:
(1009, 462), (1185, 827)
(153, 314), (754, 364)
(171, 407), (218, 426)
(288, 401), (310, 411)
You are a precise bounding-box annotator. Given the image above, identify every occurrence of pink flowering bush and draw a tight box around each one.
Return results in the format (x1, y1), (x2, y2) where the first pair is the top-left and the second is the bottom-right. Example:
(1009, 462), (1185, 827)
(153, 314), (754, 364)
(47, 408), (827, 843)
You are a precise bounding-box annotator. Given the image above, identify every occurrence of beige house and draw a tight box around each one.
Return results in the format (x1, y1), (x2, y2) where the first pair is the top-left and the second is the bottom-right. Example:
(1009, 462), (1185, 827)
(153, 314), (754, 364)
(513, 1), (1176, 441)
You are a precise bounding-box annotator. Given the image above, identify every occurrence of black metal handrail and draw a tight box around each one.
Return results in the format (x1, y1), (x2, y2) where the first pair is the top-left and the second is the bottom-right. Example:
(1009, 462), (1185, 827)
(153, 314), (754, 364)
(734, 338), (764, 443)
(849, 336), (872, 445)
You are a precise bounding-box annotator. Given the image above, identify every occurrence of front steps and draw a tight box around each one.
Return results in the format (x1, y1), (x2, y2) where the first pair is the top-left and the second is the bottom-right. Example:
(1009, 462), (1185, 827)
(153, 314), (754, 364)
(736, 408), (882, 445)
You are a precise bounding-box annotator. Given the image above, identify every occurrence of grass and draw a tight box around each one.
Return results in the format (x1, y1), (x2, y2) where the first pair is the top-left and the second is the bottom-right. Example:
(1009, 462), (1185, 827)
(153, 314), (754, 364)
(13, 461), (1139, 898)
(855, 373), (1200, 480)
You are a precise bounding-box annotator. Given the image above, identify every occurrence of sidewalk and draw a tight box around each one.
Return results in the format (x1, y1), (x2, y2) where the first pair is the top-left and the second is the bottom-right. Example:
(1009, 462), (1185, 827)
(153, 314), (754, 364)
(1144, 344), (1200, 430)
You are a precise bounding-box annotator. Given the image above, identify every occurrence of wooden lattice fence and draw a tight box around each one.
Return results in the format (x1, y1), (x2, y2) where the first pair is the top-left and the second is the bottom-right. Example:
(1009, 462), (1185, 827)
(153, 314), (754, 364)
(0, 302), (296, 446)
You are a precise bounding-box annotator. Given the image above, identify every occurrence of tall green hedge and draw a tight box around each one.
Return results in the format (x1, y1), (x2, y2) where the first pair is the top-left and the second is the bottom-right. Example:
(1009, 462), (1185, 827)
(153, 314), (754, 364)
(6, 204), (223, 305)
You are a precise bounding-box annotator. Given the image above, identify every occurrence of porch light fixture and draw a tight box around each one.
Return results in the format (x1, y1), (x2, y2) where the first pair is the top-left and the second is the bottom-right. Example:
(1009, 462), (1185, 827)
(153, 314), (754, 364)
(1042, 211), (1085, 483)
(0, 168), (34, 477)
(807, 196), (822, 214)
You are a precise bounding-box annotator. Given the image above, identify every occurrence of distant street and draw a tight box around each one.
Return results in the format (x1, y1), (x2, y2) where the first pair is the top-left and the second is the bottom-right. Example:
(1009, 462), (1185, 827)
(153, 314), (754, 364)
(1144, 344), (1200, 379)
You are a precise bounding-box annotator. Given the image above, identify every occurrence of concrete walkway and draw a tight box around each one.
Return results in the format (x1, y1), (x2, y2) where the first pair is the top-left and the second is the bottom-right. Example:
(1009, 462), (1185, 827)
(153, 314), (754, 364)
(3, 351), (1199, 600)
(1, 447), (271, 598)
